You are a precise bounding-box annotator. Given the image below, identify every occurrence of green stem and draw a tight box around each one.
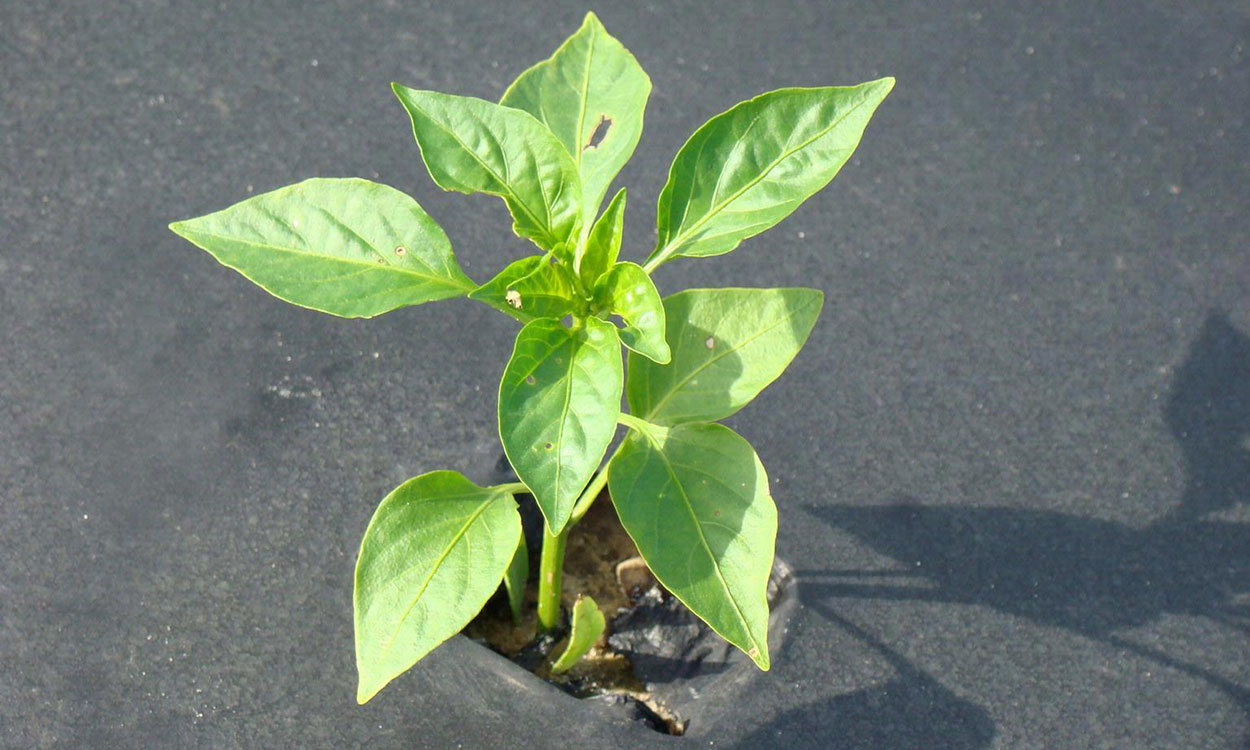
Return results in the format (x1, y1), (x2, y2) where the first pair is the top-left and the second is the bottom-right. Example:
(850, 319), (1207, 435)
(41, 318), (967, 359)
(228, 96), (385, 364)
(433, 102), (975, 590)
(570, 414), (656, 523)
(534, 412), (651, 630)
(536, 524), (568, 632)
(569, 467), (610, 525)
(534, 447), (620, 631)
(641, 244), (673, 275)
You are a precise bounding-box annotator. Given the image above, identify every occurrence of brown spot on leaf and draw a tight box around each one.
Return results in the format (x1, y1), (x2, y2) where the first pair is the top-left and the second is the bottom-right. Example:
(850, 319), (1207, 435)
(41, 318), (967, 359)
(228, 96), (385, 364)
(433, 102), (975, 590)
(705, 336), (715, 349)
(394, 245), (406, 257)
(505, 289), (523, 308)
(584, 115), (612, 150)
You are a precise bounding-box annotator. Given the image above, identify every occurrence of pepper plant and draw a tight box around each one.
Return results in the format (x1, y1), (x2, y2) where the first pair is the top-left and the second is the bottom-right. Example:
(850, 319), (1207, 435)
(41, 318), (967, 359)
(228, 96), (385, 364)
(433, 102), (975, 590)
(169, 12), (892, 704)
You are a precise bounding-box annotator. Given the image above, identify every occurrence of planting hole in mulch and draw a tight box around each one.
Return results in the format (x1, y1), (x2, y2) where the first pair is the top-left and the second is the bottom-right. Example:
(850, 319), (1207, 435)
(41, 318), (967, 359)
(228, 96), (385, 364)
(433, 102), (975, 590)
(465, 466), (797, 736)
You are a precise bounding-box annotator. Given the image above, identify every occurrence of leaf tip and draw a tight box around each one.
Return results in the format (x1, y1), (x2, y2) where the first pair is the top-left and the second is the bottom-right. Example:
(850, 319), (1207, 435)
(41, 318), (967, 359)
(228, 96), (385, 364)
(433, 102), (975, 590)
(745, 640), (771, 670)
(390, 81), (416, 104)
(356, 675), (380, 705)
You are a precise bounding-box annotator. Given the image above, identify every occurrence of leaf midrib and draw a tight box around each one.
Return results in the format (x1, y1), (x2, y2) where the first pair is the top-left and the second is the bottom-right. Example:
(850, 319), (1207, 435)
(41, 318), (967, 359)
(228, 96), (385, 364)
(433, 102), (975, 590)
(179, 228), (473, 292)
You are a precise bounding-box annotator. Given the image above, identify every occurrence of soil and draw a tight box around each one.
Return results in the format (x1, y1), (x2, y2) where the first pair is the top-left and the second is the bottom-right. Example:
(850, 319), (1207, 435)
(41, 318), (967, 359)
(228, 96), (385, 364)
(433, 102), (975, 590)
(465, 487), (797, 736)
(465, 493), (689, 734)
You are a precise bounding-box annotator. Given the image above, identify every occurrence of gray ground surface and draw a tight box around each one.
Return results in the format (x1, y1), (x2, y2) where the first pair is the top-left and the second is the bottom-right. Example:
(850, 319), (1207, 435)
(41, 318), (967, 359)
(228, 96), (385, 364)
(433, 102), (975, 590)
(3, 1), (1248, 747)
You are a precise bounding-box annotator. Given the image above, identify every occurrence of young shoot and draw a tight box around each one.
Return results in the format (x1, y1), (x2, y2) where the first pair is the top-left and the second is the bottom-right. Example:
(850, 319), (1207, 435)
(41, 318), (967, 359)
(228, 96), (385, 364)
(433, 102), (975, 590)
(169, 11), (892, 704)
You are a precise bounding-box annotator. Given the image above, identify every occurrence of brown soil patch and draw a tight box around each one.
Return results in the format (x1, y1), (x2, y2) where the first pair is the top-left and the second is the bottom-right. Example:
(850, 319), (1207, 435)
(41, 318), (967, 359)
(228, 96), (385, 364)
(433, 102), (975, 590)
(464, 493), (686, 734)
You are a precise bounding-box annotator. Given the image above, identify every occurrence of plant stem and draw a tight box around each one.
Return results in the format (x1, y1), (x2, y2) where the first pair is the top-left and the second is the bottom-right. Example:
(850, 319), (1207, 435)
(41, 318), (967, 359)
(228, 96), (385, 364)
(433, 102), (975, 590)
(569, 468), (610, 524)
(534, 414), (648, 630)
(534, 453), (617, 631)
(536, 523), (568, 632)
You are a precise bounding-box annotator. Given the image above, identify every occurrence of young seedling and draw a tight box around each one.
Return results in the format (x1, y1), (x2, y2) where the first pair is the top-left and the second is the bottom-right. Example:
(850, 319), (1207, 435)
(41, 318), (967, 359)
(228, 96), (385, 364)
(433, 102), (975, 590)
(550, 595), (606, 675)
(169, 12), (892, 705)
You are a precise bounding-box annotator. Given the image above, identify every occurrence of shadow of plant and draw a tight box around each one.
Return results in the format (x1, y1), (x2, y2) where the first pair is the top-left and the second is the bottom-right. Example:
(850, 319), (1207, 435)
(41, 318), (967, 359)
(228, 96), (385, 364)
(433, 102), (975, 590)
(730, 606), (995, 749)
(801, 310), (1250, 717)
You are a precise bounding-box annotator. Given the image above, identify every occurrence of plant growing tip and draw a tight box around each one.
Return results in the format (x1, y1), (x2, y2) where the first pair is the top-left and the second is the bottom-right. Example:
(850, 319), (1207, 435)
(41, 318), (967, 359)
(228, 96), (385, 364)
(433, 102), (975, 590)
(169, 11), (892, 704)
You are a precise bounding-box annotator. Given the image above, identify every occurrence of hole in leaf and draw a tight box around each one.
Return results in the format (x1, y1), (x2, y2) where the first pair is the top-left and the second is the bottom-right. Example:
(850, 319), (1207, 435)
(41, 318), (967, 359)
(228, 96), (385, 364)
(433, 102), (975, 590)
(584, 115), (612, 150)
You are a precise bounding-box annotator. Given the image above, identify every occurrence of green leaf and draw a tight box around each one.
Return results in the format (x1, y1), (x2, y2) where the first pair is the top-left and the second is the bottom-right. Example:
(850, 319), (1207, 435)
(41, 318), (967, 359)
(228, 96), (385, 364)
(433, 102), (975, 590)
(608, 421), (775, 669)
(627, 288), (823, 425)
(499, 317), (623, 534)
(650, 79), (894, 265)
(503, 532), (528, 626)
(354, 471), (522, 704)
(578, 187), (626, 289)
(501, 12), (651, 221)
(468, 255), (581, 323)
(169, 178), (473, 318)
(549, 594), (606, 674)
(392, 84), (583, 255)
(593, 262), (669, 364)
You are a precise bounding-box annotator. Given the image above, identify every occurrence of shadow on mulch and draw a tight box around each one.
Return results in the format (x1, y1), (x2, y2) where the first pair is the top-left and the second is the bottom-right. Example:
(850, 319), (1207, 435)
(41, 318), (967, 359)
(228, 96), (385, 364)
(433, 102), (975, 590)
(758, 311), (1250, 748)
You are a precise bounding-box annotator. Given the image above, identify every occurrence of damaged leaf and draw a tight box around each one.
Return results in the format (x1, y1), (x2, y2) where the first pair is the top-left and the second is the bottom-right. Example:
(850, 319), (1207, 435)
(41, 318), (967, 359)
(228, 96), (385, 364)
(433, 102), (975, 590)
(469, 255), (581, 322)
(502, 11), (651, 222)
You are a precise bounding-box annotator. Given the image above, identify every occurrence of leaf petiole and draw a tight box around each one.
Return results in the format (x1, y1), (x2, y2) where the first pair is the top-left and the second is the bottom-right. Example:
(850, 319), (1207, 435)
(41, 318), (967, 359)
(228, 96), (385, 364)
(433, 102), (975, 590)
(641, 246), (671, 275)
(492, 481), (530, 495)
(617, 412), (657, 436)
(568, 465), (610, 524)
